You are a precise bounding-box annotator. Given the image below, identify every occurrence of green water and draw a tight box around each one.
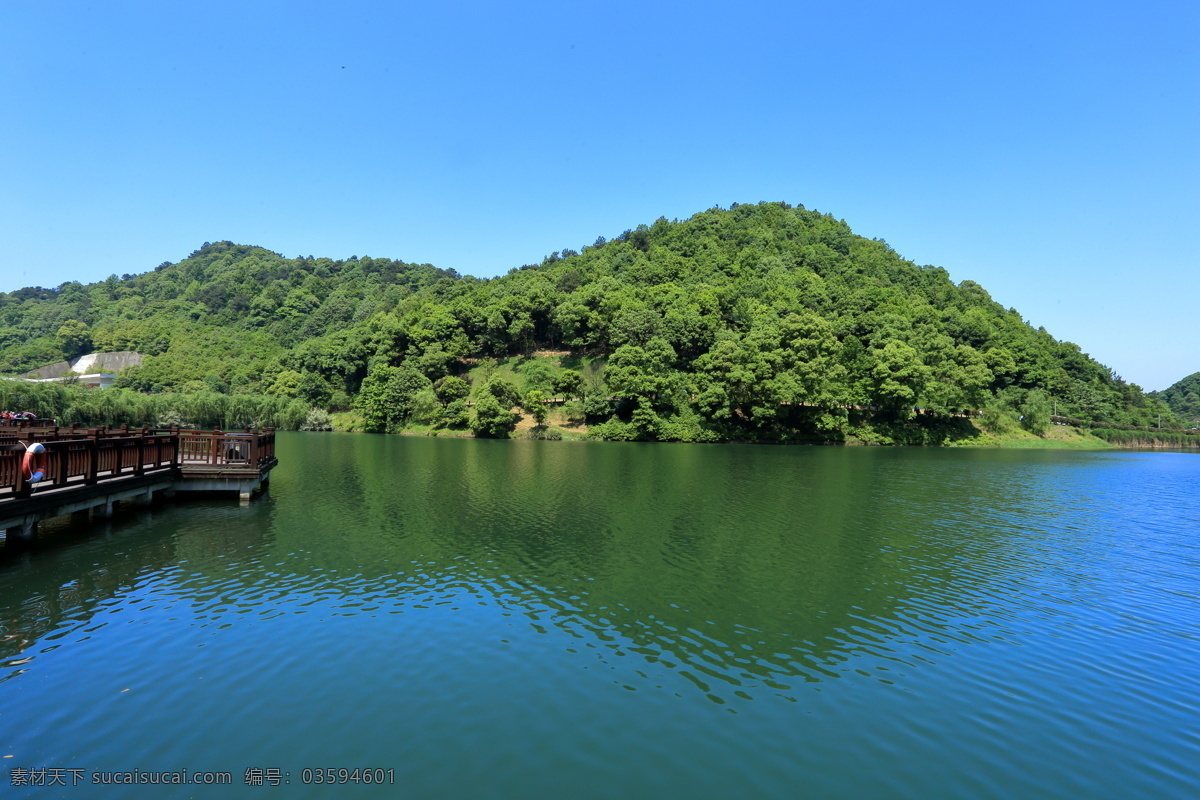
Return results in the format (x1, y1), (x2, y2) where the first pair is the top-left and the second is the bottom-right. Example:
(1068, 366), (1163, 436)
(2, 434), (1198, 798)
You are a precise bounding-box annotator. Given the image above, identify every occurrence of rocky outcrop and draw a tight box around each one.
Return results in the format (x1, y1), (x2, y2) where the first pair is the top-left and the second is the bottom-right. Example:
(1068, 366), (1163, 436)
(20, 351), (143, 379)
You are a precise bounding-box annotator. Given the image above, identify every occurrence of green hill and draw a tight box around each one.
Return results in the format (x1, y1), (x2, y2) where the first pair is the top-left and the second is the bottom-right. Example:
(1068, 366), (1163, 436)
(0, 202), (1182, 441)
(1154, 372), (1200, 423)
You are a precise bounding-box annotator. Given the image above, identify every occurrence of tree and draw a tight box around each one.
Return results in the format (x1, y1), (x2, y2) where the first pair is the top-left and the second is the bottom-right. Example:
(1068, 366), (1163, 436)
(610, 303), (662, 347)
(268, 370), (303, 397)
(352, 364), (432, 432)
(56, 320), (92, 359)
(772, 312), (845, 411)
(870, 340), (929, 414)
(297, 372), (331, 406)
(552, 371), (583, 400)
(433, 375), (470, 405)
(470, 394), (518, 438)
(410, 388), (444, 425)
(606, 337), (681, 437)
(523, 389), (549, 427)
(561, 400), (585, 424)
(478, 374), (520, 410)
(443, 399), (471, 428)
(980, 389), (1019, 433)
(203, 373), (229, 394)
(1020, 389), (1051, 435)
(517, 360), (555, 392)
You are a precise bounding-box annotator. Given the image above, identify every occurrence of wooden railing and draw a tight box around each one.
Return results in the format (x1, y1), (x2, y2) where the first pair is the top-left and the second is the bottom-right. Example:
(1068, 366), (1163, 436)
(178, 429), (276, 469)
(0, 427), (275, 499)
(0, 418), (57, 429)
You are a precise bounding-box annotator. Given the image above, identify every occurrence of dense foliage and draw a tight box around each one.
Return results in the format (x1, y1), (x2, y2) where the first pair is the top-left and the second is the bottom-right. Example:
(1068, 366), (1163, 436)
(0, 203), (1183, 441)
(1154, 372), (1200, 423)
(0, 380), (311, 430)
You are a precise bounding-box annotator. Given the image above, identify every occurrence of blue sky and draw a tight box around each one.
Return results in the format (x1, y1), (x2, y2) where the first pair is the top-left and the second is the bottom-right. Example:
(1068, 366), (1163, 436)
(1, 1), (1196, 390)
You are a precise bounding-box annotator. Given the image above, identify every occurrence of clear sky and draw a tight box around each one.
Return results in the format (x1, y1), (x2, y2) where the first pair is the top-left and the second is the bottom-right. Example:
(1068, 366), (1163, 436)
(1, 1), (1196, 390)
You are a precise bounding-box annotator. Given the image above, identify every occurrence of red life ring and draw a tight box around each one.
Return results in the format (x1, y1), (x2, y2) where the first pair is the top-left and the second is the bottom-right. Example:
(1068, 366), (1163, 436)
(22, 443), (47, 483)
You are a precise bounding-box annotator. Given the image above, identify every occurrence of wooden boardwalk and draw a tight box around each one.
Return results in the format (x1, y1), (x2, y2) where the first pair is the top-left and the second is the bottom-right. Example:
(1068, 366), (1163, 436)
(1, 425), (277, 543)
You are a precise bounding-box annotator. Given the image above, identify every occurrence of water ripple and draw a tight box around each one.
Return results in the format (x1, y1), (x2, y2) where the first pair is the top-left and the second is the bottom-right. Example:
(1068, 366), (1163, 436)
(1, 441), (1198, 799)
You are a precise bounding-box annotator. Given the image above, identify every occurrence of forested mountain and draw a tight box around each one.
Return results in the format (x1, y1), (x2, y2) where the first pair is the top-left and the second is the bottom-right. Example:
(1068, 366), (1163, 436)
(1154, 372), (1200, 422)
(0, 202), (1182, 441)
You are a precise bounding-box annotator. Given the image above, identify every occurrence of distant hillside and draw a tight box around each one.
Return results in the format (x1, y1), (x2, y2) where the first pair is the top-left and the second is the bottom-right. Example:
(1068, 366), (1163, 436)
(0, 203), (1182, 441)
(0, 242), (455, 394)
(1155, 372), (1200, 421)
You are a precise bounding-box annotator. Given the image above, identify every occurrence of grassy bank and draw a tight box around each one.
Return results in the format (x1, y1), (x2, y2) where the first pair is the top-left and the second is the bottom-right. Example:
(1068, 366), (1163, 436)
(333, 405), (591, 441)
(946, 423), (1112, 449)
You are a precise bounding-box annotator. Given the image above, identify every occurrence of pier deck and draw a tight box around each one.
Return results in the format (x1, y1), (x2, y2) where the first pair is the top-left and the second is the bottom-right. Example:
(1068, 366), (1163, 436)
(0, 425), (276, 542)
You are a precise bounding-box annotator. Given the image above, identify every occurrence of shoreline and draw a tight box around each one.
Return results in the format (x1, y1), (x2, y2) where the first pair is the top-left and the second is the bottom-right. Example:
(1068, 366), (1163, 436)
(326, 415), (1197, 451)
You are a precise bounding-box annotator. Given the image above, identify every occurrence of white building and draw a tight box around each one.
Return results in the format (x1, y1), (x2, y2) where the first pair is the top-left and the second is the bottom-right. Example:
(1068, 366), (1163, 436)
(22, 373), (117, 389)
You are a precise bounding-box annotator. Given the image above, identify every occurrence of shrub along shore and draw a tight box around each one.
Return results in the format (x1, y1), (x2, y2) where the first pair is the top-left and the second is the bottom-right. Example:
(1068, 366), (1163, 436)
(0, 381), (329, 432)
(4, 377), (1194, 449)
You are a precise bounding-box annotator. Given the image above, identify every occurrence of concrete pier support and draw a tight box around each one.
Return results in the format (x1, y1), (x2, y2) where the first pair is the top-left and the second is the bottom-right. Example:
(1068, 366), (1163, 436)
(135, 488), (154, 508)
(96, 499), (116, 519)
(17, 517), (37, 542)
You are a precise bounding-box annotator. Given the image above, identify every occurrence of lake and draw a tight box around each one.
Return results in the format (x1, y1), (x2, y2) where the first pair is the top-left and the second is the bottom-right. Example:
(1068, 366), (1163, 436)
(2, 434), (1198, 798)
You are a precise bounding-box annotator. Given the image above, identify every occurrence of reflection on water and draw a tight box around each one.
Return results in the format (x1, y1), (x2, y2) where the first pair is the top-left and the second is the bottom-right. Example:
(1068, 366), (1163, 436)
(1, 436), (1198, 799)
(1, 501), (275, 679)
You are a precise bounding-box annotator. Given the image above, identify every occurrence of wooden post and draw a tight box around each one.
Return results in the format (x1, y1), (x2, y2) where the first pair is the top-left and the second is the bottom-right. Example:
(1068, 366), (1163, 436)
(168, 425), (179, 468)
(52, 443), (66, 486)
(86, 431), (99, 484)
(14, 447), (28, 498)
